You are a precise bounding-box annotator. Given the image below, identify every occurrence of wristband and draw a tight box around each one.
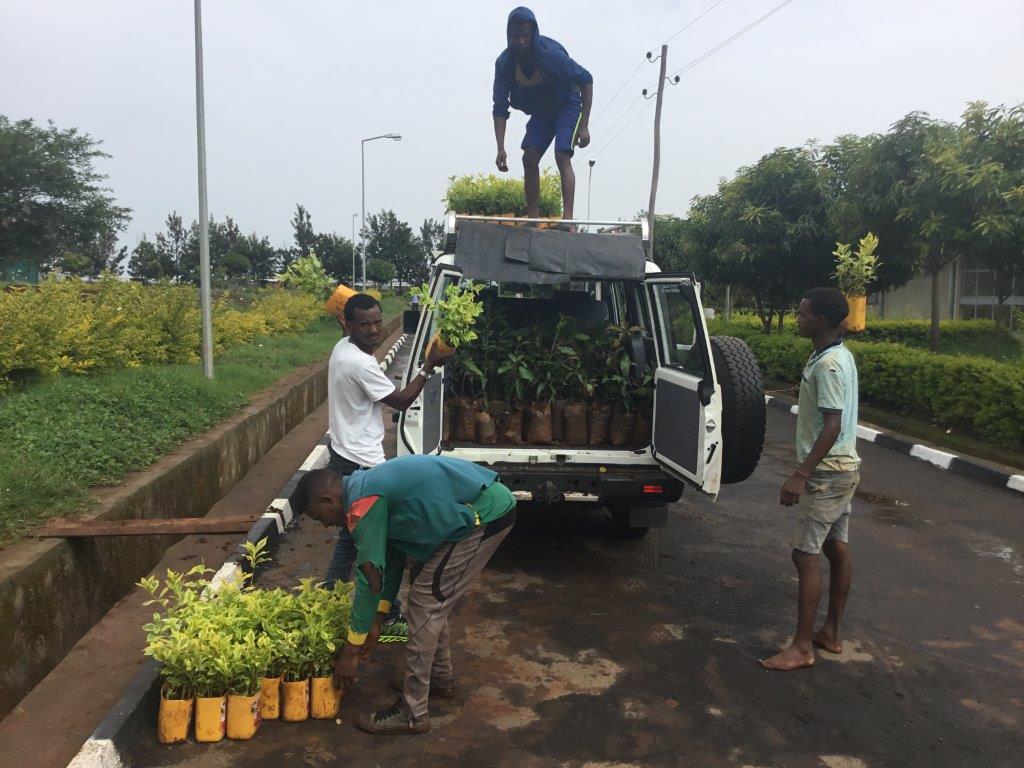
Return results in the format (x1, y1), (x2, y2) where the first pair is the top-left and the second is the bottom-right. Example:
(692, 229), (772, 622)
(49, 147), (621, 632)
(793, 468), (810, 480)
(417, 367), (435, 381)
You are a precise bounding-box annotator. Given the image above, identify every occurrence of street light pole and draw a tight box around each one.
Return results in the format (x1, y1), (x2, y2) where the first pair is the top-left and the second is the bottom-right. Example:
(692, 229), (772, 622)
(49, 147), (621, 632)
(360, 133), (402, 290)
(351, 213), (357, 286)
(193, 0), (213, 379)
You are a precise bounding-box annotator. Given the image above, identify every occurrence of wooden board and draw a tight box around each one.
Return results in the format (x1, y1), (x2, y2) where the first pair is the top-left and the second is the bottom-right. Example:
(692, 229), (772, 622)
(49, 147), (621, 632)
(33, 515), (261, 538)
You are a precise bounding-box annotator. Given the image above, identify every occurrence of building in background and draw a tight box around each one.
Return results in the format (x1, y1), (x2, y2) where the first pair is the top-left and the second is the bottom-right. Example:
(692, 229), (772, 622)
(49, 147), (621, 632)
(869, 256), (1022, 328)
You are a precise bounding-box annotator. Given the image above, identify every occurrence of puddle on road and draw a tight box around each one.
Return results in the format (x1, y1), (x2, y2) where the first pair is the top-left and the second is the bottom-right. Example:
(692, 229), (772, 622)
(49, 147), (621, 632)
(855, 489), (923, 528)
(965, 534), (1024, 577)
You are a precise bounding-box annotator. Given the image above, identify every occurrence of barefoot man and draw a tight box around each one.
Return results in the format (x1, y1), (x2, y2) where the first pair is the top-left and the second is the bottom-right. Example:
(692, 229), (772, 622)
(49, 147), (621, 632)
(762, 288), (861, 671)
(492, 6), (593, 220)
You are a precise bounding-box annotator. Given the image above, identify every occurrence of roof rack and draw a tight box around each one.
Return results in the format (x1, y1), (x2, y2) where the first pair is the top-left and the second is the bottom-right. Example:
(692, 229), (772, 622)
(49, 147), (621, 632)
(443, 212), (650, 253)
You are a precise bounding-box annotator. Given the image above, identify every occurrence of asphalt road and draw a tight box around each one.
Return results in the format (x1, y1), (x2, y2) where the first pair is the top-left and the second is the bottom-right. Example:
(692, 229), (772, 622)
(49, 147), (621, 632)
(125, 404), (1023, 768)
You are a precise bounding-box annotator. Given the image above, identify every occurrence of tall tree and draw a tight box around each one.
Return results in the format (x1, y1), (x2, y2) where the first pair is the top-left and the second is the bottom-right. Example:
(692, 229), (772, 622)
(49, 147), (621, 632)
(315, 231), (356, 284)
(234, 233), (280, 285)
(363, 210), (421, 288)
(694, 146), (834, 333)
(821, 132), (920, 293)
(127, 236), (165, 283)
(290, 204), (316, 263)
(956, 102), (1024, 327)
(108, 245), (129, 275)
(636, 211), (695, 273)
(890, 116), (973, 350)
(176, 214), (241, 283)
(366, 258), (397, 288)
(154, 212), (189, 281)
(0, 116), (131, 270)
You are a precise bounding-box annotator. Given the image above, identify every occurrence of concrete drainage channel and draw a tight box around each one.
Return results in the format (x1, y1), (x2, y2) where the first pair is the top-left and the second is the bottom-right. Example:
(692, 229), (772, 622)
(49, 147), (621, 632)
(66, 333), (408, 768)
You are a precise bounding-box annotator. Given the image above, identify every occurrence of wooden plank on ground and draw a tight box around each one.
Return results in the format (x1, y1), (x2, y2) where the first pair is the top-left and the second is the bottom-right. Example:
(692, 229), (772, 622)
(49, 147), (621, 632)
(33, 516), (260, 538)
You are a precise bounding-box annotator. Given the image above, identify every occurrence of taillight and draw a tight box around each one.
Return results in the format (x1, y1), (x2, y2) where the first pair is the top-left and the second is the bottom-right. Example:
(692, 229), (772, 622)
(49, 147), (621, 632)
(643, 484), (664, 495)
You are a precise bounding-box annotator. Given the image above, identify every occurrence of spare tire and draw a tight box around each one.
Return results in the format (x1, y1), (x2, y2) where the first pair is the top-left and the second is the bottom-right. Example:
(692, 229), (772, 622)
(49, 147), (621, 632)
(709, 336), (766, 484)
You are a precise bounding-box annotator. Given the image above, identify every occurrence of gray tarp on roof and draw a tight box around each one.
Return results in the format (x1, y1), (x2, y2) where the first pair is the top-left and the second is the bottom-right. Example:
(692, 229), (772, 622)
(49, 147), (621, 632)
(454, 221), (646, 283)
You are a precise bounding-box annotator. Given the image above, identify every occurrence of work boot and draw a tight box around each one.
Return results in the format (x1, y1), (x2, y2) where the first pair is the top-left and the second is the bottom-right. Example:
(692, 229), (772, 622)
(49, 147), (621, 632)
(354, 697), (430, 735)
(389, 674), (457, 699)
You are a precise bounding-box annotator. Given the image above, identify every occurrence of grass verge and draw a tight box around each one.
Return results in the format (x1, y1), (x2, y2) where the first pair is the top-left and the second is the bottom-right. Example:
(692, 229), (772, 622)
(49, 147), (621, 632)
(0, 316), (381, 545)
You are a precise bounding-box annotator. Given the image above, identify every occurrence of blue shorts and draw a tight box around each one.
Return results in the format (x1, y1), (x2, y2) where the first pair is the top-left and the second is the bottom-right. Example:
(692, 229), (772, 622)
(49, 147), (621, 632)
(522, 102), (582, 157)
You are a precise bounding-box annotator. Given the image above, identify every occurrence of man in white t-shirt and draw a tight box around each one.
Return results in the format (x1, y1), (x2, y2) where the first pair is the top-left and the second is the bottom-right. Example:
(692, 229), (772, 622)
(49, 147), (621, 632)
(324, 293), (451, 624)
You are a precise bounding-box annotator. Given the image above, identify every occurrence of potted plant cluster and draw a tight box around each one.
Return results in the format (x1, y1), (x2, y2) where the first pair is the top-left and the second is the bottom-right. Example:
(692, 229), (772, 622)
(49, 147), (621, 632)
(139, 540), (352, 745)
(444, 308), (654, 448)
(833, 232), (881, 333)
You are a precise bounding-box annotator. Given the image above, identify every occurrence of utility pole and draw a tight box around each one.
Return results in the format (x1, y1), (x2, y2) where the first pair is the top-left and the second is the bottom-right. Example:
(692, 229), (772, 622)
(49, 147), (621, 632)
(193, 0), (213, 379)
(647, 45), (668, 262)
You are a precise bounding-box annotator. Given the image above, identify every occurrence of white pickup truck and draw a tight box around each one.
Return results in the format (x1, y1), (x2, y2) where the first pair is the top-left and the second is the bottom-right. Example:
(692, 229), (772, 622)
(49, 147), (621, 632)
(396, 214), (765, 536)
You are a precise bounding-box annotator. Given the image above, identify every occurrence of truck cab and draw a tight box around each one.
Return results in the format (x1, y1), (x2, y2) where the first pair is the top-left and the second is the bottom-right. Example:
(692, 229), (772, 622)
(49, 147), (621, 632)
(397, 214), (765, 536)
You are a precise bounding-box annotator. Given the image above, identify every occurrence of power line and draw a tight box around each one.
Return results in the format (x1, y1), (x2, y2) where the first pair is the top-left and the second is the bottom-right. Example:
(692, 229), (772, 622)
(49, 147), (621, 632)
(590, 58), (645, 127)
(668, 0), (797, 80)
(590, 0), (729, 127)
(662, 0), (729, 44)
(592, 0), (798, 162)
(588, 93), (643, 147)
(592, 101), (655, 160)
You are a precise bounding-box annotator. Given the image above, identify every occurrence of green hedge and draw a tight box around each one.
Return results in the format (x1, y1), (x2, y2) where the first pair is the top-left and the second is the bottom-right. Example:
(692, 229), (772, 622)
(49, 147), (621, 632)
(711, 323), (1024, 451)
(710, 313), (1007, 345)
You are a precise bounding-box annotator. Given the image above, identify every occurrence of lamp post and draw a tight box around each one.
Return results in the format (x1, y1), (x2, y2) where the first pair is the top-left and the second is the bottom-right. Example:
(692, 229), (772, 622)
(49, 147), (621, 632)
(361, 133), (402, 289)
(351, 212), (357, 286)
(193, 0), (213, 378)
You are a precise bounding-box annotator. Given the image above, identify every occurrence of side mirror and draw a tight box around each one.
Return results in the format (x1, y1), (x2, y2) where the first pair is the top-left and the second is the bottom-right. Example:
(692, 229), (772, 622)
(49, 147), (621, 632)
(403, 310), (420, 334)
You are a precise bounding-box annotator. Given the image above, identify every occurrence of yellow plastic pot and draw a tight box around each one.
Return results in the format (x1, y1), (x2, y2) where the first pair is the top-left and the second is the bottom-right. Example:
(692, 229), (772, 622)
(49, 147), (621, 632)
(310, 676), (343, 719)
(194, 695), (227, 743)
(425, 331), (455, 362)
(324, 284), (358, 322)
(259, 676), (281, 721)
(281, 678), (310, 722)
(156, 687), (192, 745)
(226, 692), (261, 740)
(844, 294), (867, 333)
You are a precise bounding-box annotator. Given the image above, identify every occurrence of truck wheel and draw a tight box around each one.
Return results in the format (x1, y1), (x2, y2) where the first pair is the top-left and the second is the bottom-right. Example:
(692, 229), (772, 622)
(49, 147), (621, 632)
(709, 335), (766, 484)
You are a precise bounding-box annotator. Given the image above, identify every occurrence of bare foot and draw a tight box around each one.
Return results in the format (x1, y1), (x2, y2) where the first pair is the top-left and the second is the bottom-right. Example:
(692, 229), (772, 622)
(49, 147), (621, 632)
(760, 645), (815, 671)
(812, 629), (843, 654)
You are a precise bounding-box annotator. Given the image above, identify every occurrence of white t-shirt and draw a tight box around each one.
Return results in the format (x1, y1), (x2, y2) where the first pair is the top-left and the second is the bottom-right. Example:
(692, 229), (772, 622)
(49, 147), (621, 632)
(328, 337), (396, 467)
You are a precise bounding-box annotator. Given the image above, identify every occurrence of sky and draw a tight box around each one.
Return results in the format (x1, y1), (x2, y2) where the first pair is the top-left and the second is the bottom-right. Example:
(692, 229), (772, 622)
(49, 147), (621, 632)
(3, 0), (1023, 254)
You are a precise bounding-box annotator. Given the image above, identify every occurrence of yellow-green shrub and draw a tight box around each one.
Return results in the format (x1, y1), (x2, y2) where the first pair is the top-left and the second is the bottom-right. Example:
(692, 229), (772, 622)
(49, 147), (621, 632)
(444, 171), (563, 217)
(0, 277), (321, 388)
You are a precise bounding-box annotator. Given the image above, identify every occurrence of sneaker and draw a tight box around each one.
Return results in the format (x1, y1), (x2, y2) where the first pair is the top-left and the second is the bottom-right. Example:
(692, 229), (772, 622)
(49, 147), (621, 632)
(379, 617), (409, 643)
(354, 697), (430, 735)
(389, 675), (457, 699)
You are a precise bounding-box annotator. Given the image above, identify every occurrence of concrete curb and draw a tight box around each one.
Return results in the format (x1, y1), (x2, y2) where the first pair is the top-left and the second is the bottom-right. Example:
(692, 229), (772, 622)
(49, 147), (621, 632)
(764, 395), (1024, 496)
(65, 328), (406, 768)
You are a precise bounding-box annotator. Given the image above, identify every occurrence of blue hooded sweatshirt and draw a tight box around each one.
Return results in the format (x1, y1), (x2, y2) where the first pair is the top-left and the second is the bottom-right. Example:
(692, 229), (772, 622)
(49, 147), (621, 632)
(493, 7), (593, 119)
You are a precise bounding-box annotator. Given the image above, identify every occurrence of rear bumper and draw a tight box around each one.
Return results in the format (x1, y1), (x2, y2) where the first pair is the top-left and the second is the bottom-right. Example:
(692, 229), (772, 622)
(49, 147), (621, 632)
(486, 463), (684, 507)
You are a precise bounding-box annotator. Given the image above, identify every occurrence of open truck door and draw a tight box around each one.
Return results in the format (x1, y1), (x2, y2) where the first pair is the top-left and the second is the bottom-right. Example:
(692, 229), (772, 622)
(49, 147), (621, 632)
(398, 268), (462, 456)
(645, 276), (723, 499)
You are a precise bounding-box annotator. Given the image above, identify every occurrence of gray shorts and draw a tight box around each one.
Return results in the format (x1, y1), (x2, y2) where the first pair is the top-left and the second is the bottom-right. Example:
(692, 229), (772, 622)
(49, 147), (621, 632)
(792, 469), (860, 555)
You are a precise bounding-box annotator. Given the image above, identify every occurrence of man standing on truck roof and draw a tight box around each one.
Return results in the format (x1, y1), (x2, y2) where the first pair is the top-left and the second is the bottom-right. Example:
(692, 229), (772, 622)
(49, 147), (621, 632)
(493, 6), (593, 221)
(324, 292), (452, 641)
(292, 455), (517, 735)
(762, 288), (860, 671)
